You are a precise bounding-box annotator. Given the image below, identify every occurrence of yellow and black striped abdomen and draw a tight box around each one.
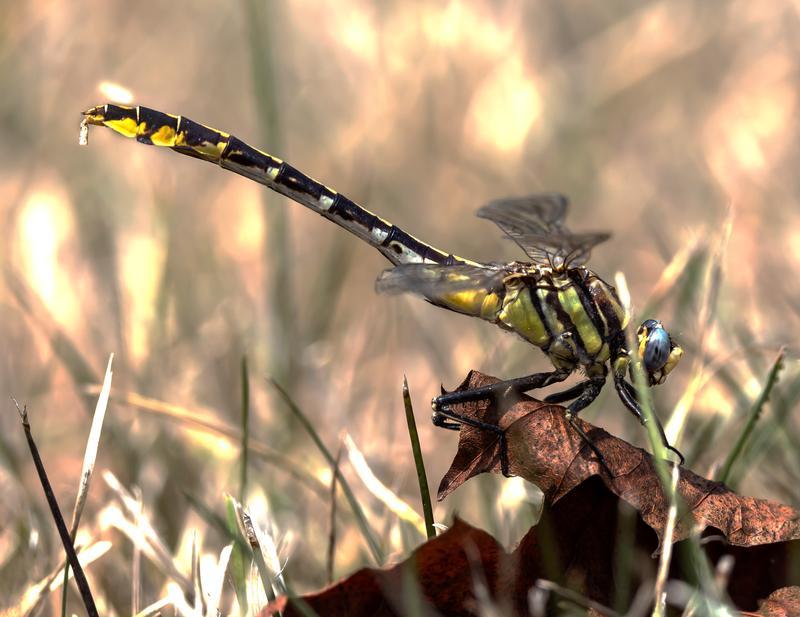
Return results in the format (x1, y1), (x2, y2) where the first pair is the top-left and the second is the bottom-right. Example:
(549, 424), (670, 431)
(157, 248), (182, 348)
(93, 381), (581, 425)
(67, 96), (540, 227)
(82, 104), (468, 268)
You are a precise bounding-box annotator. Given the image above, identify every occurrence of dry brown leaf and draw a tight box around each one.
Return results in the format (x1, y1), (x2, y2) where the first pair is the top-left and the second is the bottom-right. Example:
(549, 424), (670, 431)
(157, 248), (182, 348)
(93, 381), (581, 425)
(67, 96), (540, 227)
(752, 587), (800, 616)
(263, 478), (798, 614)
(263, 371), (800, 615)
(263, 518), (505, 616)
(438, 371), (800, 549)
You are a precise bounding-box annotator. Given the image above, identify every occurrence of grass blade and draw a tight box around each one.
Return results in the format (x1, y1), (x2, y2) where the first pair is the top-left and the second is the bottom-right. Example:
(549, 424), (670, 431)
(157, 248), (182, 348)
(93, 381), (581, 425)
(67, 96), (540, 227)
(184, 491), (252, 555)
(730, 369), (800, 485)
(716, 347), (786, 486)
(61, 353), (113, 617)
(1, 542), (111, 617)
(240, 355), (250, 502)
(103, 471), (195, 599)
(132, 596), (172, 617)
(653, 464), (681, 617)
(269, 379), (384, 564)
(90, 387), (328, 498)
(132, 487), (143, 616)
(666, 211), (732, 443)
(13, 400), (99, 617)
(327, 444), (342, 584)
(235, 500), (280, 611)
(343, 433), (427, 537)
(402, 376), (436, 540)
(224, 494), (250, 614)
(207, 543), (233, 617)
(241, 0), (298, 393)
(68, 353), (114, 536)
(614, 272), (669, 480)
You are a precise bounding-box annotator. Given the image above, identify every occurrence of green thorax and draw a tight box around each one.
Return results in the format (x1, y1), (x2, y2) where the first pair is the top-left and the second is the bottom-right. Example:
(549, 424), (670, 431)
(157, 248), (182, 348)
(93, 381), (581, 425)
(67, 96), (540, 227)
(496, 265), (628, 371)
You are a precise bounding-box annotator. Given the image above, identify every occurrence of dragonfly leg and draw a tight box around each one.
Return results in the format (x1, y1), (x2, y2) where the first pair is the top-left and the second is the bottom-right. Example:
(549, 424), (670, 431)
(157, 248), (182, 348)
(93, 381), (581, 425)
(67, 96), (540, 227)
(614, 377), (685, 465)
(544, 379), (594, 404)
(431, 369), (570, 478)
(432, 406), (511, 476)
(432, 369), (571, 413)
(562, 379), (612, 475)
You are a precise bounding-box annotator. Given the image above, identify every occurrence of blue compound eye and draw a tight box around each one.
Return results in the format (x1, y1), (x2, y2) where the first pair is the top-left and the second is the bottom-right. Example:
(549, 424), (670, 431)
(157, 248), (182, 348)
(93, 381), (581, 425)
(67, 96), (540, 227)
(644, 326), (670, 372)
(641, 318), (659, 330)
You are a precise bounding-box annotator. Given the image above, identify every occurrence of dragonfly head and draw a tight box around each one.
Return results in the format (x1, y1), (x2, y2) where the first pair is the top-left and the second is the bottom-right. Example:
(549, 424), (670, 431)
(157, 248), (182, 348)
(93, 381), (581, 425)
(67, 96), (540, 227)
(637, 319), (683, 385)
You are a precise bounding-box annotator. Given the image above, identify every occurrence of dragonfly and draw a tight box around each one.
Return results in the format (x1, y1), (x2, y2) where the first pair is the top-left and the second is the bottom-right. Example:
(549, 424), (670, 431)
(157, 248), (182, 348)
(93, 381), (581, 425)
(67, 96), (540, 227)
(81, 103), (684, 473)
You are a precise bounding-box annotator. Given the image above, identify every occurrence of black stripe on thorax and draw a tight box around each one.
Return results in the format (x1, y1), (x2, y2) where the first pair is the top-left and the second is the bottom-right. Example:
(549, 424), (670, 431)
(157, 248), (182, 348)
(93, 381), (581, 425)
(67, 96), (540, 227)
(535, 272), (588, 357)
(590, 274), (623, 336)
(567, 268), (610, 343)
(527, 276), (555, 350)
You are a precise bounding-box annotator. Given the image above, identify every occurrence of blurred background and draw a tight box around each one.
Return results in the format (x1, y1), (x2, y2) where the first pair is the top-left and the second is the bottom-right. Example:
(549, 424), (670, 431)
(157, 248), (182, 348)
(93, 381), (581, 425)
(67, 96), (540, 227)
(2, 0), (800, 614)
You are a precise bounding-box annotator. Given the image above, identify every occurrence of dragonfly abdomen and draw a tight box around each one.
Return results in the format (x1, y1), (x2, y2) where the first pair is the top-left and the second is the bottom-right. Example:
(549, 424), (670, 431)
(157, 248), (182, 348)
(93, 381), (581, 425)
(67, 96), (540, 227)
(82, 104), (468, 267)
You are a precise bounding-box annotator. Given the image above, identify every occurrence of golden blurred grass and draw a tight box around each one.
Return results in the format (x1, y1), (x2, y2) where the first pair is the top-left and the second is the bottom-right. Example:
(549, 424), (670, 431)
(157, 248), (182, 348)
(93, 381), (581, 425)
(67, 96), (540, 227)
(1, 1), (799, 614)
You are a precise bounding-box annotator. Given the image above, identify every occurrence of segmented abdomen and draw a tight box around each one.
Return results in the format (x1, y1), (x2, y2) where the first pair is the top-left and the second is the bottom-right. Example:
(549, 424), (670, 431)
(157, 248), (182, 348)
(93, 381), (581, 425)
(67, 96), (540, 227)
(82, 104), (471, 268)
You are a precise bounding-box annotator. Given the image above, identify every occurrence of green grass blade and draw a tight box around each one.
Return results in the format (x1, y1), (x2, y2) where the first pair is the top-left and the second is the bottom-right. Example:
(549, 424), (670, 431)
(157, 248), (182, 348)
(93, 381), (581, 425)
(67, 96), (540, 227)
(269, 379), (384, 564)
(730, 369), (800, 485)
(189, 494), (316, 617)
(241, 0), (298, 391)
(615, 273), (721, 606)
(402, 376), (436, 540)
(716, 347), (785, 486)
(240, 355), (250, 502)
(235, 500), (279, 609)
(326, 445), (342, 584)
(184, 491), (251, 555)
(614, 273), (669, 484)
(98, 388), (329, 498)
(653, 464), (680, 617)
(224, 494), (250, 614)
(666, 213), (730, 443)
(281, 575), (321, 617)
(5, 266), (97, 392)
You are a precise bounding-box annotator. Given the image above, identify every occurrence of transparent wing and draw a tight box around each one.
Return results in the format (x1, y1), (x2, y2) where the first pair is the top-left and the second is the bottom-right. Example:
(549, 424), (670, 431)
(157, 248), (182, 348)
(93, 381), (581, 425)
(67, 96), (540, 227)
(477, 193), (610, 266)
(375, 263), (506, 297)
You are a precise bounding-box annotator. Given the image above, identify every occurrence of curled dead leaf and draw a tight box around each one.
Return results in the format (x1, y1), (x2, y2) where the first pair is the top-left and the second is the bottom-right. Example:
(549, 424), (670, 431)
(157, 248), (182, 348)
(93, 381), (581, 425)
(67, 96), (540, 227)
(263, 518), (504, 616)
(438, 371), (800, 550)
(263, 371), (800, 615)
(751, 586), (800, 616)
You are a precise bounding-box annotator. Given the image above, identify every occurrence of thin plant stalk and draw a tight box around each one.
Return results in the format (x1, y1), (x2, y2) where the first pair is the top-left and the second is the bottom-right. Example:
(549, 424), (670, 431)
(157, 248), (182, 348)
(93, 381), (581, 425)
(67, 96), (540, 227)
(224, 494), (250, 614)
(14, 400), (99, 617)
(343, 433), (427, 535)
(61, 353), (113, 617)
(614, 272), (671, 486)
(236, 502), (278, 609)
(533, 580), (620, 617)
(653, 464), (681, 617)
(241, 0), (297, 391)
(327, 444), (343, 584)
(240, 355), (250, 502)
(94, 387), (328, 498)
(716, 347), (785, 485)
(402, 376), (436, 539)
(269, 378), (384, 564)
(666, 212), (732, 443)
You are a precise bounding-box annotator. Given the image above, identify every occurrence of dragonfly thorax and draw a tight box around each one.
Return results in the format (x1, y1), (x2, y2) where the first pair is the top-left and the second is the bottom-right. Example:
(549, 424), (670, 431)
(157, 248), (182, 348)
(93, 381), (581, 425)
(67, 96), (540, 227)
(495, 265), (628, 374)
